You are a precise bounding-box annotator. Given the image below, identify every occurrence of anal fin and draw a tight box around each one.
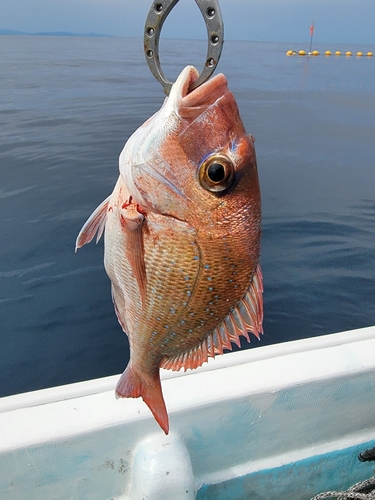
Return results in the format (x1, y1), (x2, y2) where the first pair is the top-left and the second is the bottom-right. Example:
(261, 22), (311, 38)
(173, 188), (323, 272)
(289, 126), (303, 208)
(161, 263), (264, 372)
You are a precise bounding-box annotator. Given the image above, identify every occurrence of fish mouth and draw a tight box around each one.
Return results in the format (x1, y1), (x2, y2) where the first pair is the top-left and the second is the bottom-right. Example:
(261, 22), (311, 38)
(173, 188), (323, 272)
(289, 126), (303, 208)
(169, 66), (229, 120)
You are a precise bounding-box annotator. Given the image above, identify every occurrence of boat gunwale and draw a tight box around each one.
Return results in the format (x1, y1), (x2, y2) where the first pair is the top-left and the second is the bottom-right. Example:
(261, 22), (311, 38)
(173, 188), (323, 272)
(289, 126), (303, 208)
(1, 325), (374, 414)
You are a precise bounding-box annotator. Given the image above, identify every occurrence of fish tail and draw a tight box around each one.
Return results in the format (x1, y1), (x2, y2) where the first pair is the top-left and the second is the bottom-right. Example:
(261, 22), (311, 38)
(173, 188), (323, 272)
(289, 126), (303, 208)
(115, 365), (169, 435)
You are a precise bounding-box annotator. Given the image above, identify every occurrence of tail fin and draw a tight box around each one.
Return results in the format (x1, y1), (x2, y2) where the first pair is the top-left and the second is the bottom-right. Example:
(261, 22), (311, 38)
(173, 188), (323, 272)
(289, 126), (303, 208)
(116, 365), (169, 435)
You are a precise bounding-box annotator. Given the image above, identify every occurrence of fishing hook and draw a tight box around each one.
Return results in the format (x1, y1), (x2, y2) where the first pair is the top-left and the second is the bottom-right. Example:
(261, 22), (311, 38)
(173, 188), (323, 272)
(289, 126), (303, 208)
(144, 0), (224, 96)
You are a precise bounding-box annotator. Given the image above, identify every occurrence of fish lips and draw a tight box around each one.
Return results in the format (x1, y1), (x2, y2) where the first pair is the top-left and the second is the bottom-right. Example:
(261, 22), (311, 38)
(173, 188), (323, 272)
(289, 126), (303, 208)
(172, 66), (230, 122)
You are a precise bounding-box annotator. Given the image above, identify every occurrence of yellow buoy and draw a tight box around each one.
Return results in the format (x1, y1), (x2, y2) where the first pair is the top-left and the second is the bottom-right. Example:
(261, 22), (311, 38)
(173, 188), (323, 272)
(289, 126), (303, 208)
(367, 52), (373, 57)
(356, 52), (363, 57)
(312, 50), (319, 56)
(325, 50), (332, 56)
(299, 50), (306, 56)
(335, 51), (341, 56)
(346, 51), (352, 56)
(286, 50), (294, 56)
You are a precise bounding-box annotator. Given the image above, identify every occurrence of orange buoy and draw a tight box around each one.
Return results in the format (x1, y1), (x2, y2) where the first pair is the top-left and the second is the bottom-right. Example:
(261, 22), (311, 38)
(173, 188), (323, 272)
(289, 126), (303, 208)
(345, 51), (352, 56)
(325, 50), (332, 56)
(335, 51), (341, 56)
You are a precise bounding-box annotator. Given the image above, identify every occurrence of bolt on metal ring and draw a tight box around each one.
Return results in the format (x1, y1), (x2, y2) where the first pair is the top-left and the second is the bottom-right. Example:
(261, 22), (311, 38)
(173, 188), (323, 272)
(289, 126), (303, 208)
(144, 0), (224, 95)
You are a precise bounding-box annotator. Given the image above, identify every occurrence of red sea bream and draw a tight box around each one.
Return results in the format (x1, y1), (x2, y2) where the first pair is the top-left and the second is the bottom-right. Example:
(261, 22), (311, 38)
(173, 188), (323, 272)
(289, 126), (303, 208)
(76, 66), (263, 434)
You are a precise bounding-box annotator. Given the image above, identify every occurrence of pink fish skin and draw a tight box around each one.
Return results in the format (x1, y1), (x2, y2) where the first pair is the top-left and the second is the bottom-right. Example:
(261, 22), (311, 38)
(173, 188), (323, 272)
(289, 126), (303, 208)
(76, 66), (263, 434)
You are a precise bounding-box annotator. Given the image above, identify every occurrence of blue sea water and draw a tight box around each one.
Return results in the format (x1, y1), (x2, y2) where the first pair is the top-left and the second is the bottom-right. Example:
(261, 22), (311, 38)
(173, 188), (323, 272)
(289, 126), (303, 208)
(1, 36), (375, 397)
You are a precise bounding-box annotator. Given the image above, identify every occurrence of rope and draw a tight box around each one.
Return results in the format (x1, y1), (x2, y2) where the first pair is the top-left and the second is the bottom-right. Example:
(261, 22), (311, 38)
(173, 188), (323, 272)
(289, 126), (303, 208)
(311, 477), (375, 500)
(359, 447), (375, 463)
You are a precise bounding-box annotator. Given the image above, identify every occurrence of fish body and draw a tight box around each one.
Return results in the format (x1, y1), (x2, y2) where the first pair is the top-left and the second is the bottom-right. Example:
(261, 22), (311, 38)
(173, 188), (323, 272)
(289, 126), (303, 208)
(76, 66), (263, 434)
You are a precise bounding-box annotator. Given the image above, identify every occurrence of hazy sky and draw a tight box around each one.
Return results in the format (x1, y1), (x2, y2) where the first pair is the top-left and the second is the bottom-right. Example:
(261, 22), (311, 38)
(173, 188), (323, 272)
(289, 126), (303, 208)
(1, 0), (375, 44)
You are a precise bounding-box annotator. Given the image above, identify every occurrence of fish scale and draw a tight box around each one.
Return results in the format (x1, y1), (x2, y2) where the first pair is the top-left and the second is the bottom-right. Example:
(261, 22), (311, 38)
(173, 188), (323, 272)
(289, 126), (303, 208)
(76, 66), (263, 434)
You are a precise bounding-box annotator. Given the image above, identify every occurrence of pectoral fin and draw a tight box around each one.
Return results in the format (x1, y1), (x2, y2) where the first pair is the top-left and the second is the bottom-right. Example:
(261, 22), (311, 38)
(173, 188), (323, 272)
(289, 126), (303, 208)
(119, 203), (147, 305)
(75, 195), (111, 251)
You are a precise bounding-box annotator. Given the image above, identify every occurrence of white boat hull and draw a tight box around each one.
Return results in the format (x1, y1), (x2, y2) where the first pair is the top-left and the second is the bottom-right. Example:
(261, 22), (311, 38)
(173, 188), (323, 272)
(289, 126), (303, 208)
(1, 326), (375, 499)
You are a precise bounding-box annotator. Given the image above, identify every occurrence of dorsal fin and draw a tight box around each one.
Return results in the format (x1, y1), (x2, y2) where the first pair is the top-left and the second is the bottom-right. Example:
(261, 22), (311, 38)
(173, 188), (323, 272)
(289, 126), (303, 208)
(75, 195), (111, 251)
(161, 263), (263, 372)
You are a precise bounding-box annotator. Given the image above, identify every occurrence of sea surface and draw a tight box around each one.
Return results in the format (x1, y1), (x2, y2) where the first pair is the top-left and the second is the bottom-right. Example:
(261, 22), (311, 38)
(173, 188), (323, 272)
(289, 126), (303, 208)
(1, 36), (375, 397)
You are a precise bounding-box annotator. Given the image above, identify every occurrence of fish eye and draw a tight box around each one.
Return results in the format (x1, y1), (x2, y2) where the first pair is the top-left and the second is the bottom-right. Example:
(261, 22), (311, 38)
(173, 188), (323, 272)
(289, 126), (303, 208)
(198, 154), (235, 193)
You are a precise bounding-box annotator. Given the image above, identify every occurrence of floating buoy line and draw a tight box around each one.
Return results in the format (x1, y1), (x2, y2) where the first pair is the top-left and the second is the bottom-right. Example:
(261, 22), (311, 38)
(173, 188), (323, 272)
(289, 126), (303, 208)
(286, 49), (373, 57)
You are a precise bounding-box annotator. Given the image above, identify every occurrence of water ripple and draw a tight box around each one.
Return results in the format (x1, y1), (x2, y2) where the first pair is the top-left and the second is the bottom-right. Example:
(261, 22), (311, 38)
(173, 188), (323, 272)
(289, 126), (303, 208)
(23, 265), (104, 286)
(0, 185), (37, 199)
(0, 262), (54, 279)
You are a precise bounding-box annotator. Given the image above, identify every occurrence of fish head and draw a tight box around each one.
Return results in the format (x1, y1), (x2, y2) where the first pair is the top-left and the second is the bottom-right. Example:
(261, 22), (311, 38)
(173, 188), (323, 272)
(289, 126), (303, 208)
(119, 65), (260, 229)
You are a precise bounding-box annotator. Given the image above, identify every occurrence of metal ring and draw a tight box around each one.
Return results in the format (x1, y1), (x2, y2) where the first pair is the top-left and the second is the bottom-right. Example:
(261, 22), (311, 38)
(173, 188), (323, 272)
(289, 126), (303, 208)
(144, 0), (224, 96)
